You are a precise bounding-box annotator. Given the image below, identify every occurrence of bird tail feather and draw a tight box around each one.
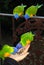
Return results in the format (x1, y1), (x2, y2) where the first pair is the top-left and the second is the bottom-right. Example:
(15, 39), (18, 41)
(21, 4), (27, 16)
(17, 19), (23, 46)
(36, 4), (43, 8)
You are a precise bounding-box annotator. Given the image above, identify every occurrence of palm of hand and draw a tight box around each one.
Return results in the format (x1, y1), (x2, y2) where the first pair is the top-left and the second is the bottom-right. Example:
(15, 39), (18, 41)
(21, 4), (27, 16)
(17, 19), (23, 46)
(9, 44), (30, 62)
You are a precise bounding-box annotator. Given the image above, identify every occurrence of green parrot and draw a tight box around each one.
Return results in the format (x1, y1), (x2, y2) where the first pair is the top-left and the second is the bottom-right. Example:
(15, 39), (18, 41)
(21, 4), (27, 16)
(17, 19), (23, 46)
(25, 4), (43, 17)
(20, 32), (35, 46)
(13, 4), (26, 17)
(0, 45), (14, 60)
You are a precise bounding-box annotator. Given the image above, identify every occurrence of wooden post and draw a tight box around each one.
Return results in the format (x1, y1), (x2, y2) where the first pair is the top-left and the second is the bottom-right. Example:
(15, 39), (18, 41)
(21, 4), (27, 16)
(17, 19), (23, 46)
(0, 17), (1, 43)
(12, 18), (17, 43)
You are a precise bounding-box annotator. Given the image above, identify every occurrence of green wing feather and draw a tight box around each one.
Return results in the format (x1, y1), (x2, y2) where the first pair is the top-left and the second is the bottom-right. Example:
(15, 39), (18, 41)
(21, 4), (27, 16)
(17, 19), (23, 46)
(2, 45), (14, 53)
(25, 4), (43, 17)
(25, 5), (37, 16)
(13, 5), (26, 16)
(0, 45), (14, 60)
(0, 50), (4, 60)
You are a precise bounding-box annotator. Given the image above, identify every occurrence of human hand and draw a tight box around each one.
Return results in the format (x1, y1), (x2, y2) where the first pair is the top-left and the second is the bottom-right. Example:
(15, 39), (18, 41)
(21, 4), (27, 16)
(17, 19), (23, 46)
(9, 44), (30, 62)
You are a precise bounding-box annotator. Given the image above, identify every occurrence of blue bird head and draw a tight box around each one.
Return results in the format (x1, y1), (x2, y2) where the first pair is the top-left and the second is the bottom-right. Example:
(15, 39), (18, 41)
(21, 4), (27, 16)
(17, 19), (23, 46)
(11, 47), (18, 54)
(14, 14), (19, 19)
(11, 43), (22, 54)
(16, 43), (23, 49)
(24, 14), (30, 20)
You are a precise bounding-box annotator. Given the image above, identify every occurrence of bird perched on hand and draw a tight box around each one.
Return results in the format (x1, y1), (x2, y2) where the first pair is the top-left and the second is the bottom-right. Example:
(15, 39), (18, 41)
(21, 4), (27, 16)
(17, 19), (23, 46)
(16, 32), (35, 50)
(0, 45), (14, 60)
(0, 45), (19, 60)
(20, 31), (35, 46)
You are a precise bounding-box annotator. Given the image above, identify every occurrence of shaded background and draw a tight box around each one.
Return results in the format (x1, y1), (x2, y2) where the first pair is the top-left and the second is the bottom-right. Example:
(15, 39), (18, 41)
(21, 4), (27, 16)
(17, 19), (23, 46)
(0, 0), (44, 65)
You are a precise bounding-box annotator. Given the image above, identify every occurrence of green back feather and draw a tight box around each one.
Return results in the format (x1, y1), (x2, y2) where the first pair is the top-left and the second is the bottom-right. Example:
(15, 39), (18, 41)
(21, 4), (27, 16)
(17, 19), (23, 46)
(0, 45), (14, 60)
(36, 4), (43, 8)
(25, 4), (43, 16)
(13, 5), (26, 15)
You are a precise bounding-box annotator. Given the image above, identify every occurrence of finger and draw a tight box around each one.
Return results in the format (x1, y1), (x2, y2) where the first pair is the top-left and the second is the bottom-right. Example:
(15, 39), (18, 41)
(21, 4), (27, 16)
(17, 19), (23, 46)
(22, 52), (29, 55)
(17, 44), (30, 55)
(25, 44), (30, 49)
(25, 44), (30, 51)
(9, 52), (29, 62)
(20, 52), (29, 55)
(18, 44), (30, 52)
(18, 47), (23, 52)
(21, 44), (30, 55)
(18, 52), (29, 61)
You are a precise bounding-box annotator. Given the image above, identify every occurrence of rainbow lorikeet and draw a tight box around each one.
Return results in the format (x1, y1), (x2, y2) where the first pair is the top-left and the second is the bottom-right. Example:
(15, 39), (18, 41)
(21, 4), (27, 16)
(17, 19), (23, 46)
(0, 45), (19, 60)
(20, 32), (35, 46)
(13, 4), (26, 19)
(24, 4), (43, 19)
(0, 43), (23, 60)
(16, 32), (35, 47)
